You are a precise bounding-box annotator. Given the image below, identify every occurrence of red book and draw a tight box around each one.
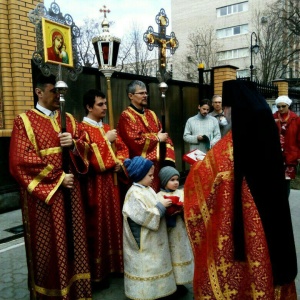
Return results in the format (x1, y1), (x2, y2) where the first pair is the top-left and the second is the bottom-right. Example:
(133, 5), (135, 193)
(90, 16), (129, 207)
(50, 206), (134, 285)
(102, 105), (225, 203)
(164, 195), (183, 216)
(183, 149), (206, 165)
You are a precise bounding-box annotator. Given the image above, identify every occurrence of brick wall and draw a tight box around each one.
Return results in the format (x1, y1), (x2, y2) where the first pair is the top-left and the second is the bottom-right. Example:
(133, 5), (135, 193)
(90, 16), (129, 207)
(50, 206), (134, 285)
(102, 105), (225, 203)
(272, 79), (289, 96)
(213, 65), (238, 96)
(0, 0), (41, 137)
(213, 66), (288, 98)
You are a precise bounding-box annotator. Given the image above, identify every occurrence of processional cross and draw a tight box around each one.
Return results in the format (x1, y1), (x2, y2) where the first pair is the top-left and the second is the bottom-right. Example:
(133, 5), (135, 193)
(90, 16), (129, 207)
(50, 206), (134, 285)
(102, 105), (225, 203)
(100, 5), (110, 18)
(143, 8), (179, 80)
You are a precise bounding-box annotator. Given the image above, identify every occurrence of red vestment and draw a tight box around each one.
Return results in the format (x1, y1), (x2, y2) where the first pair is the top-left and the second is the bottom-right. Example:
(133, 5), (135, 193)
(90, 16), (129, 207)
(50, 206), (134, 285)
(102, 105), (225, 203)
(9, 109), (92, 299)
(117, 106), (175, 192)
(80, 121), (128, 282)
(273, 110), (300, 179)
(47, 46), (63, 62)
(184, 132), (297, 300)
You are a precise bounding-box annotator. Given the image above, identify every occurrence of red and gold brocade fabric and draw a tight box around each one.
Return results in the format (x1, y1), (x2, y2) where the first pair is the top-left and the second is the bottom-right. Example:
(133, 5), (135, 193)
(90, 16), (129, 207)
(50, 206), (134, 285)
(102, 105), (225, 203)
(117, 106), (175, 192)
(81, 122), (128, 177)
(9, 109), (92, 299)
(10, 109), (89, 204)
(273, 110), (300, 179)
(80, 122), (128, 281)
(184, 132), (297, 300)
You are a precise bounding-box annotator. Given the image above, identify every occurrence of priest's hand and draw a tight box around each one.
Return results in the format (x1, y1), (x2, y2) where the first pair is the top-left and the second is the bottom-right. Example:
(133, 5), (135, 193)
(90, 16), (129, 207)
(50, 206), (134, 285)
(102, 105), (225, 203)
(114, 162), (121, 172)
(59, 132), (74, 148)
(106, 129), (117, 142)
(62, 174), (74, 189)
(157, 129), (168, 142)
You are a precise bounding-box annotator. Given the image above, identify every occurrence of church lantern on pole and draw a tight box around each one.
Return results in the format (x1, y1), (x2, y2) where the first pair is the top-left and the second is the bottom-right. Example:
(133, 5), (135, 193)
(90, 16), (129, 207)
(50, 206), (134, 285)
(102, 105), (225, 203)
(92, 5), (120, 70)
(92, 5), (121, 131)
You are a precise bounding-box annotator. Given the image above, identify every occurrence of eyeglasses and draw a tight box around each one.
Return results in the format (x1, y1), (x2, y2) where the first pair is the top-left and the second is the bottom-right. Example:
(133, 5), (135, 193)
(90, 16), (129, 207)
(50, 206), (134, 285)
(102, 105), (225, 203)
(277, 105), (287, 109)
(134, 92), (148, 96)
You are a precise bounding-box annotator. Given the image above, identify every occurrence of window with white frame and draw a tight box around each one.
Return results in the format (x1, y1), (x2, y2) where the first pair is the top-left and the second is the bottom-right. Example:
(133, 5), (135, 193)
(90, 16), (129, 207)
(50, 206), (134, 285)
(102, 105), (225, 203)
(218, 48), (248, 60)
(217, 2), (248, 17)
(216, 24), (248, 38)
(237, 69), (250, 78)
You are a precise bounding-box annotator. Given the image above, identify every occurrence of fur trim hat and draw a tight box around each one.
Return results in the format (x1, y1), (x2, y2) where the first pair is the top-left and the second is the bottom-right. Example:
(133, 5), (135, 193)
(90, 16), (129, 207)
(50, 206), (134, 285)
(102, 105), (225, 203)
(124, 156), (153, 182)
(275, 95), (292, 106)
(158, 166), (180, 188)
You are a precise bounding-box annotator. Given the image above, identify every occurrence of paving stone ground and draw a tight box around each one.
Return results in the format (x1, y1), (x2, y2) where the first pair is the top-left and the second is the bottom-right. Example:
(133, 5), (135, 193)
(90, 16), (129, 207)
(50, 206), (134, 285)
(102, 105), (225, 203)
(1, 190), (299, 299)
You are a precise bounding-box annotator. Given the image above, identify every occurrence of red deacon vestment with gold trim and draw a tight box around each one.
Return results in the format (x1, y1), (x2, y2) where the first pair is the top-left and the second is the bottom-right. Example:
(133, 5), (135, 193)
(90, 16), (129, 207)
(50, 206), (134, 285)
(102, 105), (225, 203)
(184, 132), (297, 300)
(80, 121), (128, 282)
(117, 106), (175, 192)
(9, 109), (92, 299)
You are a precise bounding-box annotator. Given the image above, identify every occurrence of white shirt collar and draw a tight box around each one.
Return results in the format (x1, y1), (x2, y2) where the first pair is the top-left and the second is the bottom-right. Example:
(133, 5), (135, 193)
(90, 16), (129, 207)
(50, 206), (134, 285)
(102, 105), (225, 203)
(36, 103), (55, 116)
(83, 116), (103, 127)
(133, 182), (147, 188)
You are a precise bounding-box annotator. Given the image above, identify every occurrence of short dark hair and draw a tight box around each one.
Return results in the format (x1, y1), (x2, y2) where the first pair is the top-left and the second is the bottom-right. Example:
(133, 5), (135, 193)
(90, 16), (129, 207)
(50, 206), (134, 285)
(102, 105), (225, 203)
(199, 99), (211, 108)
(83, 89), (106, 115)
(36, 74), (56, 90)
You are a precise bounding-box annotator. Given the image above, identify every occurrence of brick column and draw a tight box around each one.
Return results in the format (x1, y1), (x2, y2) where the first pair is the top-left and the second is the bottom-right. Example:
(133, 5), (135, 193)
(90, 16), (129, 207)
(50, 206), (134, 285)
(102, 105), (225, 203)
(212, 65), (238, 96)
(272, 79), (288, 96)
(0, 0), (41, 137)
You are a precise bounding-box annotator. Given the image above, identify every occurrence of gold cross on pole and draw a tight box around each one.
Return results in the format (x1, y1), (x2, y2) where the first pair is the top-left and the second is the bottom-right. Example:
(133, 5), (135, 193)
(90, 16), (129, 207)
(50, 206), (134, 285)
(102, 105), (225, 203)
(143, 9), (178, 80)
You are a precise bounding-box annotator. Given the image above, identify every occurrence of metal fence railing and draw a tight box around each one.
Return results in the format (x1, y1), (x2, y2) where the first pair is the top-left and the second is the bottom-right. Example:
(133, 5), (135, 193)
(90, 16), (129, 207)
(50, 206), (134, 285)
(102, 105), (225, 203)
(289, 87), (300, 115)
(237, 77), (278, 99)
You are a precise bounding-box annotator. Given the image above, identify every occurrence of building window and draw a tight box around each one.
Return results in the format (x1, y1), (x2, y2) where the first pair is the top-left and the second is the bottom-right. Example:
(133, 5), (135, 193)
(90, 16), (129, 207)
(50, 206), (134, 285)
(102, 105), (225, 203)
(237, 69), (250, 78)
(218, 48), (248, 60)
(216, 24), (248, 38)
(217, 2), (248, 17)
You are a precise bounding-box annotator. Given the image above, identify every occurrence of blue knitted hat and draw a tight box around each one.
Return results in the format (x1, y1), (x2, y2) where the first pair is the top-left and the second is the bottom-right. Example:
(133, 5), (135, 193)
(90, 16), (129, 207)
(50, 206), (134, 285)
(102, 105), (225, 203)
(124, 156), (153, 182)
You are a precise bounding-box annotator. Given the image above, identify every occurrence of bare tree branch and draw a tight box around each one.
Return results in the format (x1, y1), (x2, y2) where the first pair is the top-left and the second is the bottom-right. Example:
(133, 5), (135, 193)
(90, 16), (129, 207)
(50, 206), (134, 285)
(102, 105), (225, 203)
(176, 26), (222, 82)
(253, 2), (300, 82)
(276, 0), (300, 36)
(77, 18), (102, 67)
(118, 22), (157, 76)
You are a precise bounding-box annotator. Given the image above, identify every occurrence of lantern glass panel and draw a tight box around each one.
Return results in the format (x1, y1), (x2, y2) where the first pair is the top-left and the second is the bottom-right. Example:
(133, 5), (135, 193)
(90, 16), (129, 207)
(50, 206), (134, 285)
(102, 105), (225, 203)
(112, 42), (120, 66)
(101, 42), (109, 65)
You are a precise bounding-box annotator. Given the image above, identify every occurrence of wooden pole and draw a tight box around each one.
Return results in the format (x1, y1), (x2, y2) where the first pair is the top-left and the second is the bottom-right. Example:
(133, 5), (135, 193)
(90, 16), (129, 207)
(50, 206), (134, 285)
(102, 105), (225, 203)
(102, 70), (117, 185)
(105, 75), (114, 130)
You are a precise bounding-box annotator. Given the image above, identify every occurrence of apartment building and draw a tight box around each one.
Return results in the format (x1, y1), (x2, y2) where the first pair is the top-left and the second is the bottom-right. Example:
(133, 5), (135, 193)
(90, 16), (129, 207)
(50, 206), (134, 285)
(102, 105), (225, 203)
(171, 0), (275, 81)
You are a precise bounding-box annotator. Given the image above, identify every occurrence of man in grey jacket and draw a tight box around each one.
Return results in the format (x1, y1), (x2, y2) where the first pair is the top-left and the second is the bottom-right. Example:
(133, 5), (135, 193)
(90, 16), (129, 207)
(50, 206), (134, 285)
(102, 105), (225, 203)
(183, 99), (221, 153)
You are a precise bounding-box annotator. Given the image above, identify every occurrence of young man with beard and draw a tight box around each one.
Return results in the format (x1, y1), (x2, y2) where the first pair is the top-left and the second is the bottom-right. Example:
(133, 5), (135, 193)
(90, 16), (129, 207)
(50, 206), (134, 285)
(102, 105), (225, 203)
(80, 89), (128, 288)
(183, 99), (221, 153)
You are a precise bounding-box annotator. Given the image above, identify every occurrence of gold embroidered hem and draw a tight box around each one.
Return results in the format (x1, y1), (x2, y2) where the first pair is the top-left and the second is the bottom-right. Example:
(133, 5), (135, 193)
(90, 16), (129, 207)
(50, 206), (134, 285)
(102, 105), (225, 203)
(80, 122), (126, 282)
(157, 189), (194, 285)
(10, 110), (92, 299)
(123, 185), (176, 300)
(184, 132), (297, 300)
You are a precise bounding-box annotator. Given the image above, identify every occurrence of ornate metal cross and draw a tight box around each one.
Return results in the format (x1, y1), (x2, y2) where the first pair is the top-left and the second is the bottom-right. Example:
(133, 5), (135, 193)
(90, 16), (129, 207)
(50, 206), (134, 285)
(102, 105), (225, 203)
(100, 5), (110, 18)
(143, 8), (179, 81)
